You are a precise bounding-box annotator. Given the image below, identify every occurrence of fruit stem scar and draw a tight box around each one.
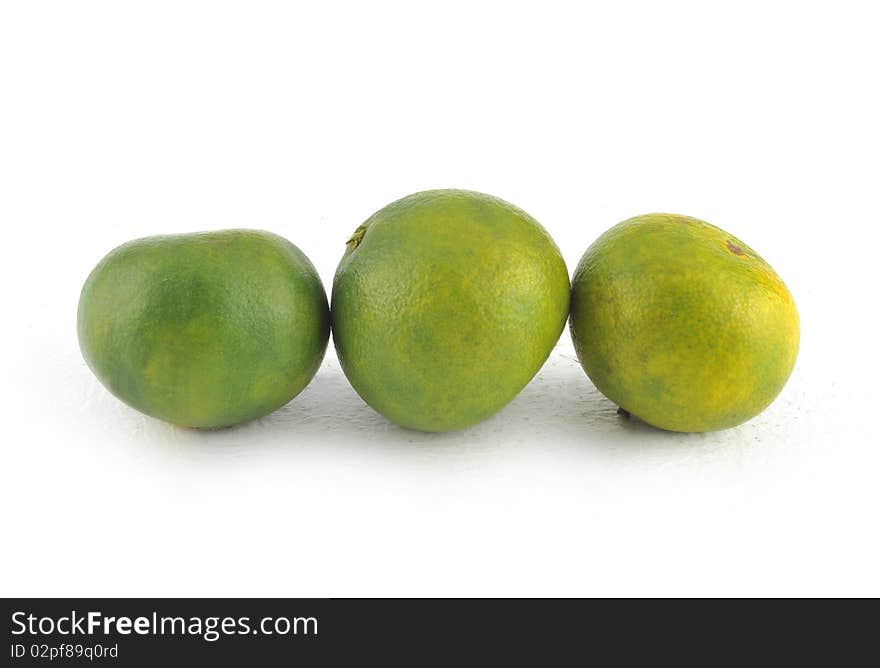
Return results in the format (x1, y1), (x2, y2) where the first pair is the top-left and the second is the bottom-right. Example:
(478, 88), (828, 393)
(726, 240), (745, 256)
(346, 225), (367, 250)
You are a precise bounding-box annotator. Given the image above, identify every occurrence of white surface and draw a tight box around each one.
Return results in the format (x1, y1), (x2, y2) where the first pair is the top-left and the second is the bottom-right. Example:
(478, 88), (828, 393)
(1, 1), (877, 597)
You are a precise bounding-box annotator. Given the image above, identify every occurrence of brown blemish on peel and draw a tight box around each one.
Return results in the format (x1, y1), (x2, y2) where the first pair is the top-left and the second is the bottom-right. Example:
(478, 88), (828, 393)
(726, 240), (745, 256)
(346, 225), (367, 250)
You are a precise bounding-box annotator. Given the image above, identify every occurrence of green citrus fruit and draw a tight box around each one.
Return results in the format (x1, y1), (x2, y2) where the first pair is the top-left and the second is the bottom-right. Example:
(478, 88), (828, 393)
(570, 213), (799, 432)
(331, 189), (570, 432)
(78, 230), (329, 428)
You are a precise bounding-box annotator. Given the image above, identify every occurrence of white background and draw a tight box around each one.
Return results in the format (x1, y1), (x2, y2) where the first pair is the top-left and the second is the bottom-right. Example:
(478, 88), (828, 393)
(1, 1), (877, 597)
